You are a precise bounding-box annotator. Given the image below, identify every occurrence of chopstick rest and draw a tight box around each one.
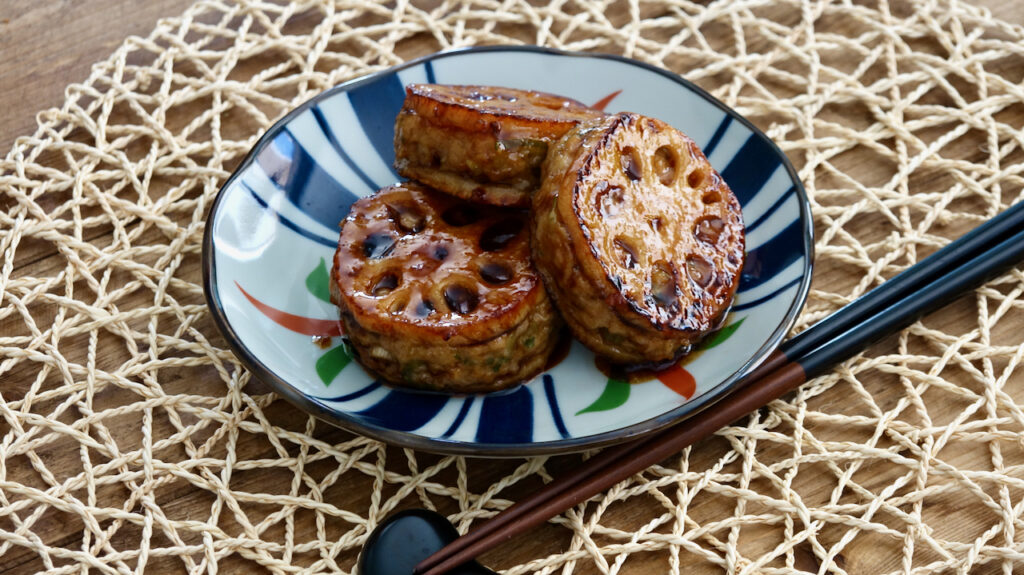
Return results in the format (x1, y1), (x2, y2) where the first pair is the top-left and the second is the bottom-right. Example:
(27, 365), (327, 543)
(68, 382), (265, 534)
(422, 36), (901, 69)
(359, 509), (495, 575)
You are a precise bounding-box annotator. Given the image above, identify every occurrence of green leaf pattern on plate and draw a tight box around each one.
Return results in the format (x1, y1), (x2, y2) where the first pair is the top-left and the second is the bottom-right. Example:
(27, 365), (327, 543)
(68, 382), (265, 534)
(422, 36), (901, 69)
(576, 379), (630, 415)
(698, 316), (745, 350)
(305, 258), (332, 303)
(316, 345), (351, 387)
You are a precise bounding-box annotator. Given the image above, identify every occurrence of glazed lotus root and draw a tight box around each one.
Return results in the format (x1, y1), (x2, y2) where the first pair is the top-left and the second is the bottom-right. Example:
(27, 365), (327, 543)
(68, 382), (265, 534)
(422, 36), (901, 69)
(532, 112), (745, 364)
(394, 84), (604, 207)
(330, 182), (561, 392)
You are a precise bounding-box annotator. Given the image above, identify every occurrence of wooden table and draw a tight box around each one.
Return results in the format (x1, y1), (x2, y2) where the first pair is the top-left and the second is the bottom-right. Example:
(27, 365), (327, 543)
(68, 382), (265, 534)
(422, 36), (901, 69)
(2, 1), (1023, 573)
(1, 0), (1022, 152)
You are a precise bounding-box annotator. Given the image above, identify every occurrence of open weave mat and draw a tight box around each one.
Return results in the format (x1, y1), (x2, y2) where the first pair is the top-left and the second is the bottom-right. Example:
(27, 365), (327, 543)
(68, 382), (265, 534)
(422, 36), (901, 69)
(3, 0), (1024, 573)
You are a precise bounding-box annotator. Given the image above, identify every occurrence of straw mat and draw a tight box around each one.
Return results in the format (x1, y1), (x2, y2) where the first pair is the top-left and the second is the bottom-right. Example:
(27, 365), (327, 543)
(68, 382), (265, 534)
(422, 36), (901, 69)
(2, 0), (1024, 573)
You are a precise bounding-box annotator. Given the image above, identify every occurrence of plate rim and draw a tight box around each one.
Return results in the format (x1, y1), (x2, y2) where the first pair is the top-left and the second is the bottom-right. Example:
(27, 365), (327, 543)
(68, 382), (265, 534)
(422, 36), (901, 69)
(201, 44), (815, 457)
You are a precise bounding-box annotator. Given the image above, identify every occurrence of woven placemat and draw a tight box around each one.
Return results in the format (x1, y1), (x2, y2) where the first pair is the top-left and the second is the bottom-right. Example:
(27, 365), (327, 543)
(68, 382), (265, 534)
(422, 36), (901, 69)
(3, 1), (1024, 573)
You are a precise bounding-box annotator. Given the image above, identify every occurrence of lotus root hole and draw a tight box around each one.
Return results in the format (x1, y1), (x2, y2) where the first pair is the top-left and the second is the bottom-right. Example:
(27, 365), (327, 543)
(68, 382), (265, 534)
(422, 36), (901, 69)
(620, 146), (643, 181)
(443, 284), (480, 315)
(362, 233), (396, 259)
(702, 190), (721, 204)
(594, 181), (625, 218)
(652, 146), (678, 185)
(480, 218), (524, 252)
(687, 169), (705, 189)
(479, 262), (513, 285)
(388, 296), (409, 315)
(686, 255), (714, 287)
(385, 203), (426, 234)
(370, 272), (399, 296)
(614, 236), (641, 269)
(413, 298), (435, 318)
(650, 262), (677, 307)
(695, 216), (726, 245)
(441, 204), (480, 227)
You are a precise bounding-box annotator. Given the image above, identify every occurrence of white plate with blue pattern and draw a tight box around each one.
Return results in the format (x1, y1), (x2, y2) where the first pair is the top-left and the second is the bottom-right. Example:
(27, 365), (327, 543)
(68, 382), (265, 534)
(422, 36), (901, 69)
(202, 46), (813, 456)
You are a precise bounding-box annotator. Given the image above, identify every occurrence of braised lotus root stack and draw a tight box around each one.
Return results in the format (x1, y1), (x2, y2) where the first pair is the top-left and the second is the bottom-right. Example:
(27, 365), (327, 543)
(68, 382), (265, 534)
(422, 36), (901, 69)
(330, 182), (561, 393)
(394, 84), (604, 207)
(532, 112), (745, 364)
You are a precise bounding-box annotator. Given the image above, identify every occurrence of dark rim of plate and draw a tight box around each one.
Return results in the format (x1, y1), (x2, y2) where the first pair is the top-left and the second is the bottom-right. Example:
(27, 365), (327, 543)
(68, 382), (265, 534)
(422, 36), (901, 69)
(201, 45), (815, 457)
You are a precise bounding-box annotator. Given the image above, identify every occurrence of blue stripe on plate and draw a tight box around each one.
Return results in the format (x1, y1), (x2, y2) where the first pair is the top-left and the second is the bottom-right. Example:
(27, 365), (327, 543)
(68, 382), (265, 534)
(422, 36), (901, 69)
(440, 397), (474, 439)
(356, 388), (448, 432)
(310, 106), (380, 191)
(347, 73), (405, 172)
(256, 130), (359, 231)
(745, 185), (795, 235)
(733, 275), (802, 311)
(703, 115), (732, 157)
(475, 386), (533, 444)
(240, 181), (337, 249)
(425, 61), (436, 83)
(312, 381), (381, 402)
(720, 135), (782, 205)
(739, 218), (804, 291)
(543, 375), (570, 439)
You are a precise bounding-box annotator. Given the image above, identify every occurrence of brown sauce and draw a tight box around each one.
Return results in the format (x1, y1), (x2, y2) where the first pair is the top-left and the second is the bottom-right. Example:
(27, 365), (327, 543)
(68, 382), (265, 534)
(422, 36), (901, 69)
(589, 309), (728, 380)
(544, 330), (573, 371)
(593, 346), (691, 383)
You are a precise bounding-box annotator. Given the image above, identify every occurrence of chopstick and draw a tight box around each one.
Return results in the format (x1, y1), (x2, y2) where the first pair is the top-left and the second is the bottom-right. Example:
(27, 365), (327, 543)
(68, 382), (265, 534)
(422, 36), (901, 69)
(415, 201), (1024, 575)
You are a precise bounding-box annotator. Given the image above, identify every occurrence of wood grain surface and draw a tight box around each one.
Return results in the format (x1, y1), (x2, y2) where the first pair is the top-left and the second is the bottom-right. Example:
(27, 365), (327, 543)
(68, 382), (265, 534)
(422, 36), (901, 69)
(1, 1), (1023, 574)
(0, 0), (196, 151)
(1, 0), (1021, 151)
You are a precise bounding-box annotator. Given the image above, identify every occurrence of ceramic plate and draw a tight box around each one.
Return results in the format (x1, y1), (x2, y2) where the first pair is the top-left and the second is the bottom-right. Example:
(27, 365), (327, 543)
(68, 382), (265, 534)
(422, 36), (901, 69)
(202, 46), (813, 456)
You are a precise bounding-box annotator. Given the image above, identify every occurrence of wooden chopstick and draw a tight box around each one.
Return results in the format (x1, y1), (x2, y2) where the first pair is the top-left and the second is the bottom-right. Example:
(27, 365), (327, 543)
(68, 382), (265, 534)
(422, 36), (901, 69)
(415, 202), (1024, 575)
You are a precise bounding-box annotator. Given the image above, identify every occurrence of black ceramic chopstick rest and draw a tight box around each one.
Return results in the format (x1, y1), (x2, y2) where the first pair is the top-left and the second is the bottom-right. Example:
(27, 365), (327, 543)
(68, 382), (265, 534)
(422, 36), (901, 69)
(359, 509), (496, 575)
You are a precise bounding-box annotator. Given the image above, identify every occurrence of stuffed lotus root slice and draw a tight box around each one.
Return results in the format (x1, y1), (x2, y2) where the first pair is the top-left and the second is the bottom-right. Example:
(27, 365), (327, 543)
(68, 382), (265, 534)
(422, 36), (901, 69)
(394, 84), (604, 207)
(533, 112), (745, 364)
(331, 182), (560, 392)
(336, 184), (536, 331)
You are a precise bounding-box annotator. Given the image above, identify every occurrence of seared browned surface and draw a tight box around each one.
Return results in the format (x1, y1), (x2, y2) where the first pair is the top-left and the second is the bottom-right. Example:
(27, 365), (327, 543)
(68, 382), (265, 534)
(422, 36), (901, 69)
(404, 84), (599, 137)
(394, 84), (603, 206)
(331, 182), (560, 391)
(533, 113), (744, 363)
